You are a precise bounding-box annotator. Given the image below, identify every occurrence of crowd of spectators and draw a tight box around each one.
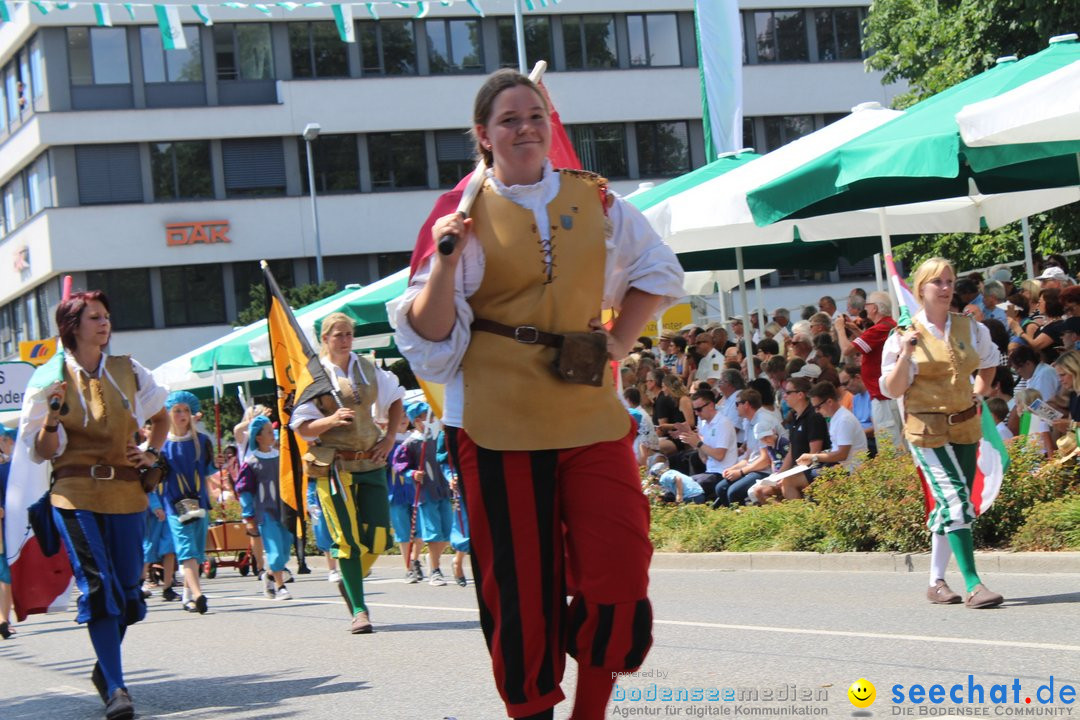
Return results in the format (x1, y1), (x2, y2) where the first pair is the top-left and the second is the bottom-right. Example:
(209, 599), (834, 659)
(627, 253), (1080, 509)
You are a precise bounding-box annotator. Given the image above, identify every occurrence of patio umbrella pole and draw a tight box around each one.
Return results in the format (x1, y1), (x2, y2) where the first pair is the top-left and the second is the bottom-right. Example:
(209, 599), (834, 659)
(877, 208), (900, 317)
(873, 253), (884, 293)
(1021, 216), (1035, 280)
(735, 247), (755, 380)
(754, 276), (766, 338)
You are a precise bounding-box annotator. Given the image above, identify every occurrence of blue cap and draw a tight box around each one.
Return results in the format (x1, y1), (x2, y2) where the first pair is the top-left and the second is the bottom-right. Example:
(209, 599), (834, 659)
(165, 390), (201, 415)
(249, 415), (272, 452)
(405, 401), (430, 421)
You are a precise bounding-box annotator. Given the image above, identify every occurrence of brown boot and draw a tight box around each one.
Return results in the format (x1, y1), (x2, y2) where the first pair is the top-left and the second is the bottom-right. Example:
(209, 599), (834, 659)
(965, 584), (1004, 609)
(350, 610), (374, 634)
(926, 579), (962, 605)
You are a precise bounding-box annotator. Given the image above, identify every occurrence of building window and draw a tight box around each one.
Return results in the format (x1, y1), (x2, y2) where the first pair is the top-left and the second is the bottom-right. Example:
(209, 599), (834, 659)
(222, 138), (286, 197)
(368, 132), (428, 190)
(68, 27), (131, 85)
(29, 35), (43, 100)
(636, 121), (690, 177)
(27, 153), (51, 215)
(743, 116), (756, 150)
(86, 269), (154, 330)
(75, 144), (142, 205)
(435, 130), (474, 188)
(563, 15), (617, 70)
(752, 10), (808, 63)
(162, 265), (226, 327)
(377, 252), (411, 278)
(0, 304), (13, 357)
(358, 20), (416, 76)
(151, 141), (213, 201)
(627, 13), (681, 67)
(18, 49), (33, 116)
(814, 8), (864, 61)
(214, 23), (274, 80)
(763, 115), (814, 151)
(4, 64), (19, 127)
(427, 19), (483, 74)
(299, 133), (359, 193)
(3, 176), (27, 232)
(34, 278), (60, 338)
(497, 16), (552, 70)
(141, 26), (203, 82)
(289, 21), (348, 78)
(569, 124), (628, 179)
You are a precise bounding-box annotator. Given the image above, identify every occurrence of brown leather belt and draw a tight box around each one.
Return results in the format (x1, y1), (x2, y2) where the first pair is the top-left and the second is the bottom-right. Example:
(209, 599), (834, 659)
(915, 404), (978, 426)
(336, 449), (376, 461)
(54, 464), (141, 482)
(472, 318), (564, 348)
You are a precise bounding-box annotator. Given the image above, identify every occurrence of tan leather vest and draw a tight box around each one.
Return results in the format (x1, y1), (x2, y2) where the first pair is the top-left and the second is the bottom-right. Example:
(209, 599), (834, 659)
(314, 355), (384, 472)
(904, 315), (981, 447)
(52, 356), (146, 513)
(462, 171), (629, 450)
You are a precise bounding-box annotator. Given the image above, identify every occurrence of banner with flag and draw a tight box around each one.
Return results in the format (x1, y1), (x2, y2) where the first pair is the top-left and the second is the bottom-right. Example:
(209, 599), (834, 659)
(153, 4), (186, 49)
(884, 254), (920, 328)
(5, 349), (74, 621)
(695, 0), (742, 160)
(970, 400), (1008, 515)
(262, 261), (337, 536)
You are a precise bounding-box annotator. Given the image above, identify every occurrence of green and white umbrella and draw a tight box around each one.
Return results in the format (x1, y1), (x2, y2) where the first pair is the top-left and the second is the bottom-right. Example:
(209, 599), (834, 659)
(747, 35), (1080, 226)
(152, 268), (409, 393)
(957, 52), (1080, 169)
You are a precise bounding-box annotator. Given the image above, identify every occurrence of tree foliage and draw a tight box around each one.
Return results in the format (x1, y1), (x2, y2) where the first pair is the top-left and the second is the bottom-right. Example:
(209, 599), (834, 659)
(236, 280), (339, 326)
(863, 0), (1080, 274)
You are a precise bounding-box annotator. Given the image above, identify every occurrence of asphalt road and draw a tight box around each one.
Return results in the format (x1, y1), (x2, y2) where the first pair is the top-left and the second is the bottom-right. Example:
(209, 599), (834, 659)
(2, 555), (1078, 720)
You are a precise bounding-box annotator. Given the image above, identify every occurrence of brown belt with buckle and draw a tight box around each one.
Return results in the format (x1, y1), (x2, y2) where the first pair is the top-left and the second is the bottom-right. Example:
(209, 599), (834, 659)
(336, 449), (376, 461)
(54, 464), (141, 482)
(472, 319), (564, 348)
(914, 404), (978, 426)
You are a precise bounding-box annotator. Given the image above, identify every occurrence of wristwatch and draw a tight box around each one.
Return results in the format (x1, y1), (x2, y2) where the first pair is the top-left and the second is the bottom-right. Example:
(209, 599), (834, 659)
(696, 440), (704, 449)
(146, 446), (160, 457)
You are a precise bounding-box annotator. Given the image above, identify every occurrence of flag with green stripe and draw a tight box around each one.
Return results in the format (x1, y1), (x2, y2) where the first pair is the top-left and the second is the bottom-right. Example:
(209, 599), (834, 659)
(155, 5), (186, 50)
(971, 400), (1007, 516)
(93, 3), (112, 26)
(331, 3), (354, 43)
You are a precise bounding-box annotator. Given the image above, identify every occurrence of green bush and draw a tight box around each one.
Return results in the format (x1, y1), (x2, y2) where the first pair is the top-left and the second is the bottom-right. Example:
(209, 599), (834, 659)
(1011, 496), (1080, 551)
(649, 500), (824, 552)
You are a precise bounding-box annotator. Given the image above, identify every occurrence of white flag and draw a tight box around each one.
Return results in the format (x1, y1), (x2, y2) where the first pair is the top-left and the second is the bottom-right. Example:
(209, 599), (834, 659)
(154, 4), (186, 50)
(331, 3), (354, 43)
(695, 0), (743, 158)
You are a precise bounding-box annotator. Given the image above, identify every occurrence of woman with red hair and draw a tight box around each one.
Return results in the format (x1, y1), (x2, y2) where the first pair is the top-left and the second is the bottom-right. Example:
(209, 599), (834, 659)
(23, 290), (169, 720)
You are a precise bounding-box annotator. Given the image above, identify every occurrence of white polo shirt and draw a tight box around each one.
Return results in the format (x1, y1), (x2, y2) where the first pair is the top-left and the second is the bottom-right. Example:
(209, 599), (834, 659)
(699, 411), (737, 474)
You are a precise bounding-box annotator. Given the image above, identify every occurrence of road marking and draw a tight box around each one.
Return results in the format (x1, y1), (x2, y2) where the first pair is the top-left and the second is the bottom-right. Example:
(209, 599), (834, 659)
(237, 595), (1080, 652)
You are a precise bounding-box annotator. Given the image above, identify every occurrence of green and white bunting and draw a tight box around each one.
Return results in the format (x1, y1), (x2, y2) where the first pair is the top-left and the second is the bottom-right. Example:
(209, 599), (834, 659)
(193, 3), (212, 24)
(93, 1), (111, 24)
(0, 1), (11, 21)
(153, 4), (185, 49)
(330, 2), (352, 42)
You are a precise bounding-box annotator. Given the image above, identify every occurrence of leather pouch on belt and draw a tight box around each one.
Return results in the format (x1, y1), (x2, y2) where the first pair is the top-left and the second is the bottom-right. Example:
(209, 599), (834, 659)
(904, 412), (949, 449)
(553, 332), (608, 387)
(302, 446), (337, 478)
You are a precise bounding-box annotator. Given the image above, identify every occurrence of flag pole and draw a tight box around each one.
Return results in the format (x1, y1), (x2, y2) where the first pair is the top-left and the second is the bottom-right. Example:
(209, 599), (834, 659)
(514, 0), (526, 73)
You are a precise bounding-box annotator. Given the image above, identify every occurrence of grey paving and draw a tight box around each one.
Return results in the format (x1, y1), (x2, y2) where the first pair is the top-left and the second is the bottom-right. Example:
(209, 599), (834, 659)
(1, 554), (1077, 720)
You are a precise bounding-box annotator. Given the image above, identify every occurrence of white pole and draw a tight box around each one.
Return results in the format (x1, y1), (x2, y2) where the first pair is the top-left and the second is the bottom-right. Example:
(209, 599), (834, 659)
(718, 285), (727, 324)
(873, 252), (884, 293)
(1021, 216), (1035, 280)
(878, 209), (898, 316)
(514, 0), (527, 73)
(736, 247), (755, 380)
(304, 137), (324, 285)
(754, 276), (766, 338)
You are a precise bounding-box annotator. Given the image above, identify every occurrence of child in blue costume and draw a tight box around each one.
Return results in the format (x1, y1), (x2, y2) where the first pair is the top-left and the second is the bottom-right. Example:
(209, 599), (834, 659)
(386, 412), (422, 582)
(391, 402), (453, 586)
(436, 429), (470, 587)
(236, 416), (294, 600)
(161, 391), (220, 614)
(141, 475), (177, 602)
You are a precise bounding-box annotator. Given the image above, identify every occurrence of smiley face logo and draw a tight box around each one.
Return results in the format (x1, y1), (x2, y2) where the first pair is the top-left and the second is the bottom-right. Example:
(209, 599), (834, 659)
(848, 678), (876, 708)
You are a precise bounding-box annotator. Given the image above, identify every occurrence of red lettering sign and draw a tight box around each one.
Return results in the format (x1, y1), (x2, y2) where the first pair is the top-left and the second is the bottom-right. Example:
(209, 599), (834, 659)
(166, 221), (231, 246)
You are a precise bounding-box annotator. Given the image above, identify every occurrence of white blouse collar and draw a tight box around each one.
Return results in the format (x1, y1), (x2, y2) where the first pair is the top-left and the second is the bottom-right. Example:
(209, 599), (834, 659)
(485, 160), (560, 209)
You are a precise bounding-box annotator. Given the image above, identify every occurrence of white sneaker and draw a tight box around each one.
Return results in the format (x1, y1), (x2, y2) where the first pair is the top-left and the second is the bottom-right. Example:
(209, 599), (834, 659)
(275, 586), (292, 601)
(429, 568), (446, 587)
(264, 574), (275, 599)
(327, 570), (341, 583)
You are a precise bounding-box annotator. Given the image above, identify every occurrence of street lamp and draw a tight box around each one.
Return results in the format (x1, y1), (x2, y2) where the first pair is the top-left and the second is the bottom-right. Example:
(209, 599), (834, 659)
(302, 122), (324, 285)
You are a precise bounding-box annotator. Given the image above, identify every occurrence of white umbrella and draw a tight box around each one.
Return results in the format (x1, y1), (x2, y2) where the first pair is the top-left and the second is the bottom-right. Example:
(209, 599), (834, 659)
(957, 56), (1080, 146)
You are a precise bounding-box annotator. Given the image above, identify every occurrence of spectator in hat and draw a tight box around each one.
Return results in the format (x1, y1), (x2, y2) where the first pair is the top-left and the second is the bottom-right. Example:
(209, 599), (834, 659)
(835, 289), (903, 448)
(1036, 266), (1070, 290)
(989, 266), (1014, 296)
(658, 330), (679, 370)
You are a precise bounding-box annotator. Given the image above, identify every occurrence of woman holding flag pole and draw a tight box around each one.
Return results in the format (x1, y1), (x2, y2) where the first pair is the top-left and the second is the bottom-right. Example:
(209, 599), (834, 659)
(880, 258), (1007, 610)
(395, 67), (683, 720)
(23, 289), (169, 720)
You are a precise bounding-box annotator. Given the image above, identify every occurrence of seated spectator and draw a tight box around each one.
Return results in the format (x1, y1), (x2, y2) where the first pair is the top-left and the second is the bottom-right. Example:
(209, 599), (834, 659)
(693, 331), (725, 384)
(1064, 316), (1080, 353)
(983, 318), (1010, 367)
(675, 389), (738, 502)
(647, 458), (706, 505)
(1009, 345), (1061, 405)
(1030, 288), (1066, 362)
(718, 389), (783, 507)
(750, 377), (827, 504)
(757, 337), (780, 362)
(981, 280), (1008, 325)
(1003, 294), (1034, 350)
(1051, 350), (1080, 426)
(1010, 388), (1053, 456)
(800, 382), (868, 471)
(987, 397), (1013, 441)
(809, 312), (834, 339)
(840, 365), (874, 455)
(788, 332), (813, 361)
(624, 387), (660, 466)
(810, 340), (842, 388)
(748, 377), (782, 424)
(989, 366), (1015, 404)
(711, 369), (747, 445)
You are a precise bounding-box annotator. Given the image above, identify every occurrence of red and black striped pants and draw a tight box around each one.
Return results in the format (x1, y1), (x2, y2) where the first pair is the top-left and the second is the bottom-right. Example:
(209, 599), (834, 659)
(447, 426), (653, 718)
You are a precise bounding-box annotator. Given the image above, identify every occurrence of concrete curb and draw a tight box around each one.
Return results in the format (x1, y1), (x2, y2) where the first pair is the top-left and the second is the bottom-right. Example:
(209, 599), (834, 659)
(650, 551), (1080, 573)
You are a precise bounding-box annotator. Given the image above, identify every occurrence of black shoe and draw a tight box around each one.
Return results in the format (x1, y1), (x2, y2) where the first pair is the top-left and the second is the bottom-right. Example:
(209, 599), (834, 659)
(194, 595), (208, 614)
(104, 688), (134, 720)
(91, 662), (108, 702)
(0, 621), (13, 640)
(162, 587), (180, 602)
(297, 564), (312, 575)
